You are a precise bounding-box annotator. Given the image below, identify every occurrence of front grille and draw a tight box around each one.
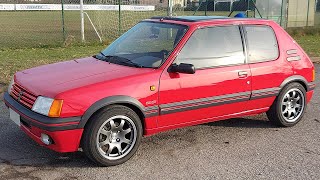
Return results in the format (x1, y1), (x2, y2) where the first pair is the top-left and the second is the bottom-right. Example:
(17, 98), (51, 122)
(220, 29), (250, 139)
(10, 83), (37, 109)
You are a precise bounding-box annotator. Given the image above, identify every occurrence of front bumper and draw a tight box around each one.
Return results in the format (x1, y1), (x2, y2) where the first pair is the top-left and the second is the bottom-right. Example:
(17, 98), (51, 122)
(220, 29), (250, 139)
(4, 92), (83, 153)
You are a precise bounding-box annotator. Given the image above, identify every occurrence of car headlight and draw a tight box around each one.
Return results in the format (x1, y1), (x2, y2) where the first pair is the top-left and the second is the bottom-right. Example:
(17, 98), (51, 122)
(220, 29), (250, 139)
(8, 77), (14, 94)
(32, 96), (63, 117)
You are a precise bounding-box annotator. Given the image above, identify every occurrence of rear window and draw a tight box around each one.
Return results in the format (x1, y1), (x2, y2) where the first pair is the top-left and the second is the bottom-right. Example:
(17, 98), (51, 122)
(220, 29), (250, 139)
(245, 25), (279, 63)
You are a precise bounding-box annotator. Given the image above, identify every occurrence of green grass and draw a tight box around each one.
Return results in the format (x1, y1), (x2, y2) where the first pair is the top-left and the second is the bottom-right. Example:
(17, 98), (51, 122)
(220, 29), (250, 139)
(0, 10), (319, 49)
(0, 11), (167, 49)
(293, 35), (320, 57)
(0, 44), (106, 90)
(0, 10), (254, 49)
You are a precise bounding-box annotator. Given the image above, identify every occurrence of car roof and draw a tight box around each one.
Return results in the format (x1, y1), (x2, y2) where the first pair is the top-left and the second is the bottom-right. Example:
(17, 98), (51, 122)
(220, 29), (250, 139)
(150, 16), (230, 22)
(147, 16), (273, 26)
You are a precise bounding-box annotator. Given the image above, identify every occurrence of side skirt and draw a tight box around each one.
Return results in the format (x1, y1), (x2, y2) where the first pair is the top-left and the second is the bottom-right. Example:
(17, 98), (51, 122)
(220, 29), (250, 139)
(144, 107), (269, 136)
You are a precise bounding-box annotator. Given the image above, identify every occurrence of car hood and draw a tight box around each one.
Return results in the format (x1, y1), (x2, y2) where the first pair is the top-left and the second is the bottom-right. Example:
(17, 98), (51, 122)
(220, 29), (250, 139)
(15, 57), (155, 97)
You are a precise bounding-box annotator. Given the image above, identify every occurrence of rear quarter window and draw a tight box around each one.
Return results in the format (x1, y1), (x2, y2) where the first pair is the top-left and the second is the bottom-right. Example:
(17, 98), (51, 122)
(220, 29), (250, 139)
(245, 25), (279, 63)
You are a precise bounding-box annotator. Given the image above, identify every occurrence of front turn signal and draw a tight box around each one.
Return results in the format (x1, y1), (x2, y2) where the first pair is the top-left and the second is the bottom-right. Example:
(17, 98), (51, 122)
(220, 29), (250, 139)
(48, 100), (63, 118)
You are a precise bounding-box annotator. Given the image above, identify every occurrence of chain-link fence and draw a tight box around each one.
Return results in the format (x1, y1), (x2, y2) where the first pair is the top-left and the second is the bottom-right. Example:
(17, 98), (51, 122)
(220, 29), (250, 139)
(0, 0), (319, 49)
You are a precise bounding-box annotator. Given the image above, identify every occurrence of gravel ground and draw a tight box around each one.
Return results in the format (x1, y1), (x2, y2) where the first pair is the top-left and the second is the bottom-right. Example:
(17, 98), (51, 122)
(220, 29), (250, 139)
(0, 65), (319, 180)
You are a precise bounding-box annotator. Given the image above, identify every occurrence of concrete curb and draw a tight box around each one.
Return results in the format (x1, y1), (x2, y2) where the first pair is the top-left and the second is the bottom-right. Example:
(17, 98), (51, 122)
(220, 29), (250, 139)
(311, 57), (320, 63)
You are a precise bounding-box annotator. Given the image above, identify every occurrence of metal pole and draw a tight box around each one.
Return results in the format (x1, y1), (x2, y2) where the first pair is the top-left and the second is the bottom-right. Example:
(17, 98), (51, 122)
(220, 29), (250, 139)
(61, 0), (66, 43)
(84, 12), (103, 43)
(205, 0), (208, 16)
(253, 0), (256, 17)
(306, 0), (310, 26)
(118, 0), (121, 35)
(267, 0), (270, 19)
(247, 0), (250, 17)
(193, 0), (203, 15)
(80, 0), (85, 42)
(280, 0), (284, 27)
(169, 0), (173, 16)
(250, 0), (262, 18)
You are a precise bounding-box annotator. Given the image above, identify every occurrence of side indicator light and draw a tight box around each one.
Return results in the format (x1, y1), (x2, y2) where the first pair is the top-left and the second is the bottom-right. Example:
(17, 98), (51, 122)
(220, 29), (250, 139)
(150, 85), (156, 91)
(48, 100), (63, 117)
(312, 69), (315, 82)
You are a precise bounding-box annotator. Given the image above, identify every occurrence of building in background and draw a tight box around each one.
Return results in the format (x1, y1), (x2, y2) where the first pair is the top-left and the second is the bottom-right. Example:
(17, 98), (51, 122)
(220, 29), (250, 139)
(256, 0), (316, 28)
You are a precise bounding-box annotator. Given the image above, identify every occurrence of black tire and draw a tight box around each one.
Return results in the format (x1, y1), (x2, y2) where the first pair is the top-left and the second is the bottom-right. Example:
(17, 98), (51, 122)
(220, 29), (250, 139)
(82, 105), (143, 166)
(267, 82), (307, 127)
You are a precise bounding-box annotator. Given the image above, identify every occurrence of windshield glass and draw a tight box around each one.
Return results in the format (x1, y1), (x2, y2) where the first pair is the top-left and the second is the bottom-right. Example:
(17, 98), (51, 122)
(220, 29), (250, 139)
(97, 22), (188, 68)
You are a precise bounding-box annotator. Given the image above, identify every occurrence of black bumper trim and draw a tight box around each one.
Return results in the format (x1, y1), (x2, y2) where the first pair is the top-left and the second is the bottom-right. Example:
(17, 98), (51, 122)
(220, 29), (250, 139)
(20, 116), (79, 131)
(307, 82), (316, 91)
(4, 92), (81, 131)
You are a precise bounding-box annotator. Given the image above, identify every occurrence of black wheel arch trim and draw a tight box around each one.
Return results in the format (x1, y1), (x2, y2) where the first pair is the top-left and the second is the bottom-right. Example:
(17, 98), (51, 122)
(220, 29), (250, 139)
(280, 75), (313, 92)
(78, 95), (155, 128)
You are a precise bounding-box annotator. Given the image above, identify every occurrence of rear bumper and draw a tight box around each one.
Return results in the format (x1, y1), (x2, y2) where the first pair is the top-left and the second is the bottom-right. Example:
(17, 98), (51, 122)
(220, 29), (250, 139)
(4, 92), (83, 152)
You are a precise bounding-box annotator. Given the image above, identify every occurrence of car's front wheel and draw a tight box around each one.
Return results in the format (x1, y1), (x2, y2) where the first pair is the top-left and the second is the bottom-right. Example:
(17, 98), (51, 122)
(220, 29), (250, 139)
(267, 82), (306, 127)
(82, 105), (143, 166)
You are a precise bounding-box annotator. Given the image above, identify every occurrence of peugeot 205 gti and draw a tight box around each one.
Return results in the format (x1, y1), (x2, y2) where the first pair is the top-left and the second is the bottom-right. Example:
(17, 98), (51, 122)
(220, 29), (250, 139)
(4, 16), (315, 166)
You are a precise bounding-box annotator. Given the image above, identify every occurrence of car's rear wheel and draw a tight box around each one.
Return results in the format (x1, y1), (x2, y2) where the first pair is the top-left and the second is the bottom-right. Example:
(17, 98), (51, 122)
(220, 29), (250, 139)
(82, 105), (143, 166)
(267, 82), (306, 127)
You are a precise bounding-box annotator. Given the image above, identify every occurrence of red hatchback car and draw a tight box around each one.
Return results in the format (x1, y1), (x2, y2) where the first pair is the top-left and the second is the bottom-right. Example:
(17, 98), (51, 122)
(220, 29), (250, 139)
(4, 16), (315, 166)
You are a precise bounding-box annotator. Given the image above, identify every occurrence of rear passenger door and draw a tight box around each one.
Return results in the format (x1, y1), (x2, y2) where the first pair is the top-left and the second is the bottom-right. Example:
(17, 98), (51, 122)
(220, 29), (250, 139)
(244, 25), (293, 110)
(158, 25), (252, 128)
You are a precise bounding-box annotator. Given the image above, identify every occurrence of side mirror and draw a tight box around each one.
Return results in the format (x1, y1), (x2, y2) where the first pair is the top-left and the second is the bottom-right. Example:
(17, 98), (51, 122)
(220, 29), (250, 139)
(168, 63), (196, 74)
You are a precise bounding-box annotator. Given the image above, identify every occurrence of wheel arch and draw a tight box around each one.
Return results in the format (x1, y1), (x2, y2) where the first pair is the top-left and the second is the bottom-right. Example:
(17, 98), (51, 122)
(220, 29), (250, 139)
(78, 96), (146, 129)
(280, 75), (309, 92)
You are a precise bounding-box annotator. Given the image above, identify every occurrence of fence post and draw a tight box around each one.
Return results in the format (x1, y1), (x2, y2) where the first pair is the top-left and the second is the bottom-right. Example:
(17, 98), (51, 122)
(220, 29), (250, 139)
(118, 0), (121, 35)
(80, 0), (85, 42)
(306, 0), (310, 27)
(169, 0), (173, 16)
(205, 0), (208, 16)
(61, 0), (66, 43)
(247, 0), (250, 17)
(280, 0), (284, 27)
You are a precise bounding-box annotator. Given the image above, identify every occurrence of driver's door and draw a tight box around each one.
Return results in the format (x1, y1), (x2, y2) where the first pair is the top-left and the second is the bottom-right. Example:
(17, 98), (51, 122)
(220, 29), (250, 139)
(157, 25), (252, 128)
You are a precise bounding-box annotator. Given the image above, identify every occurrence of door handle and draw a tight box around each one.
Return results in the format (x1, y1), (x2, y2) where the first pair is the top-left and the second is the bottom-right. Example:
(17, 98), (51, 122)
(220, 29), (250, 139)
(238, 71), (248, 78)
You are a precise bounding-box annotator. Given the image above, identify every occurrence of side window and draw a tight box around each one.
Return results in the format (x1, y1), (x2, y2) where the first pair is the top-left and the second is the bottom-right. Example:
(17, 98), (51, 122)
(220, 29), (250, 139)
(245, 25), (279, 63)
(175, 26), (245, 69)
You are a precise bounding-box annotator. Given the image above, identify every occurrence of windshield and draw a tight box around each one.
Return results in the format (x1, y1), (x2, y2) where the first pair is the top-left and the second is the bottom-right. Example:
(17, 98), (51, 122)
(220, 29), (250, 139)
(97, 22), (188, 68)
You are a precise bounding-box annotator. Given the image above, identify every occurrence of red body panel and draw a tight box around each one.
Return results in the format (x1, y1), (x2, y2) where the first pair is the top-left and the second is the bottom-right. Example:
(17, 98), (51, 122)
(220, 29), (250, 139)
(21, 125), (83, 152)
(247, 24), (294, 110)
(10, 18), (315, 153)
(158, 64), (251, 128)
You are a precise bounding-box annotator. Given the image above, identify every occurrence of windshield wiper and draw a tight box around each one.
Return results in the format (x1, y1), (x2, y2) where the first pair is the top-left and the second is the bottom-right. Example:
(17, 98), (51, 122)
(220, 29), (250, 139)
(94, 51), (111, 62)
(103, 55), (145, 68)
(96, 52), (145, 68)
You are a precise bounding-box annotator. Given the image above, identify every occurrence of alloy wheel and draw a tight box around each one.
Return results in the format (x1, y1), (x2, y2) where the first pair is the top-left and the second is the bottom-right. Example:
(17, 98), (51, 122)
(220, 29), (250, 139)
(96, 115), (137, 160)
(281, 88), (305, 123)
